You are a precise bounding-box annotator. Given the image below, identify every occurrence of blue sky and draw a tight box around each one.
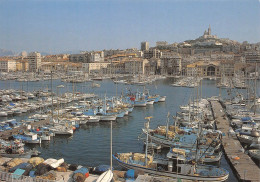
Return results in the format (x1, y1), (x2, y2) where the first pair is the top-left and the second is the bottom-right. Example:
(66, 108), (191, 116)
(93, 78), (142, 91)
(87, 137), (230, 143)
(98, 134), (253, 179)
(0, 0), (260, 54)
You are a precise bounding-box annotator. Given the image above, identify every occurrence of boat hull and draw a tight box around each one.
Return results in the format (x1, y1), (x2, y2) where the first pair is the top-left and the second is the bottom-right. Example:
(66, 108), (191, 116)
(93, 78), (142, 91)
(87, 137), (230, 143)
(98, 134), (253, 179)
(113, 155), (229, 181)
(96, 169), (113, 182)
(249, 149), (260, 160)
(0, 151), (32, 158)
(98, 115), (117, 121)
(159, 96), (166, 102)
(146, 100), (154, 105)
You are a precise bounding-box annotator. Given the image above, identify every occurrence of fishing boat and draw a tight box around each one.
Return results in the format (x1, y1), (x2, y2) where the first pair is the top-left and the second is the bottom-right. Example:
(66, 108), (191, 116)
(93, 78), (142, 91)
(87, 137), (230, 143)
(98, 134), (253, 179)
(13, 133), (41, 144)
(0, 111), (8, 117)
(133, 100), (147, 107)
(250, 142), (260, 149)
(96, 113), (117, 121)
(113, 152), (228, 181)
(248, 149), (260, 160)
(114, 117), (229, 181)
(0, 149), (33, 158)
(50, 125), (74, 135)
(128, 92), (147, 107)
(159, 96), (166, 102)
(167, 148), (223, 163)
(237, 134), (260, 145)
(32, 127), (53, 141)
(141, 127), (221, 149)
(88, 115), (100, 123)
(0, 139), (33, 158)
(146, 100), (155, 105)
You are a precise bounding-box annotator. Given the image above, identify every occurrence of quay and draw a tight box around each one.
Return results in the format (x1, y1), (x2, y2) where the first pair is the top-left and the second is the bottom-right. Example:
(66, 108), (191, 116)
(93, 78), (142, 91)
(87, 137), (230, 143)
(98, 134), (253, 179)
(210, 100), (260, 182)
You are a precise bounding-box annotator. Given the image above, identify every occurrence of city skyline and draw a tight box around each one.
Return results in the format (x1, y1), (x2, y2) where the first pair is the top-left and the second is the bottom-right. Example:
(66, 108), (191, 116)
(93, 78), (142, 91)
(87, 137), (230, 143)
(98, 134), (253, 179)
(0, 0), (260, 54)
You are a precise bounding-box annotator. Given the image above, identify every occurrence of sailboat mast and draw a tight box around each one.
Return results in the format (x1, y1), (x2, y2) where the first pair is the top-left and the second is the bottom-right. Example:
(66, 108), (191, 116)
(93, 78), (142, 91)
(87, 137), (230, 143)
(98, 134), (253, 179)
(195, 122), (200, 163)
(166, 112), (170, 139)
(254, 63), (257, 115)
(144, 116), (151, 166)
(145, 121), (149, 166)
(110, 120), (113, 170)
(200, 78), (202, 99)
(189, 98), (191, 124)
(116, 77), (118, 97)
(51, 70), (54, 125)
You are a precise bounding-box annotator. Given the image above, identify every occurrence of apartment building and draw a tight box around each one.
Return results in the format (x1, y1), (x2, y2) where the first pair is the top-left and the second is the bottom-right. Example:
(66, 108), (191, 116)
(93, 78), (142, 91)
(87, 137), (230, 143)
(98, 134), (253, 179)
(82, 62), (110, 74)
(220, 60), (235, 77)
(0, 59), (17, 72)
(69, 51), (104, 63)
(16, 60), (29, 72)
(141, 42), (149, 51)
(160, 52), (182, 75)
(124, 59), (149, 74)
(245, 51), (260, 63)
(143, 49), (162, 59)
(26, 52), (41, 72)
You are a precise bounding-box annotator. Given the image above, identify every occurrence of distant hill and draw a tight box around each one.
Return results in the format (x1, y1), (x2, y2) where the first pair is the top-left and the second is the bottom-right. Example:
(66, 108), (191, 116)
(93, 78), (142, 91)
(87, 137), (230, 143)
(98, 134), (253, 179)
(60, 50), (82, 54)
(0, 49), (16, 56)
(40, 52), (51, 56)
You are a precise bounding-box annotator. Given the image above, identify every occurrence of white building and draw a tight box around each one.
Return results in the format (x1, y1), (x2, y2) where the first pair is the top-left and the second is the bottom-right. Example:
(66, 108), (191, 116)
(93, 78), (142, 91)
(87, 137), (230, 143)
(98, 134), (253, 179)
(0, 60), (17, 72)
(69, 51), (104, 63)
(26, 52), (41, 72)
(156, 41), (168, 47)
(89, 51), (104, 62)
(82, 62), (110, 74)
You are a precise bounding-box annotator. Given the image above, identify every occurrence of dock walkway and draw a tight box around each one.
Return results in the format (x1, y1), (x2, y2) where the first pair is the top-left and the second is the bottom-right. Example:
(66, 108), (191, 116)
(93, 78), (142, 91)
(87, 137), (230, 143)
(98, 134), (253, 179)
(210, 100), (260, 182)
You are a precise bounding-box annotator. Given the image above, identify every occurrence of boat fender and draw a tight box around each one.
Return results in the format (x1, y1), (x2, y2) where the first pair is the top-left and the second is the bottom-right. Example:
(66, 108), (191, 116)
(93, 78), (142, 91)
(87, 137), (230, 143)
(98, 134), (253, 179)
(234, 156), (240, 160)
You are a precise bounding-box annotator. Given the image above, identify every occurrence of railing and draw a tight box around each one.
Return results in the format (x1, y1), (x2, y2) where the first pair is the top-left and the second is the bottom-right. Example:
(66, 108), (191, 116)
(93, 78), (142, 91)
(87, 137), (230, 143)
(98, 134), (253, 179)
(0, 171), (56, 182)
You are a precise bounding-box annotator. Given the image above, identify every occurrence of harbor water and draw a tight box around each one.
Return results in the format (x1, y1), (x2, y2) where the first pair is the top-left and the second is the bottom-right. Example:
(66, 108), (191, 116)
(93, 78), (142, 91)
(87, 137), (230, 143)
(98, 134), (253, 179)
(1, 78), (257, 182)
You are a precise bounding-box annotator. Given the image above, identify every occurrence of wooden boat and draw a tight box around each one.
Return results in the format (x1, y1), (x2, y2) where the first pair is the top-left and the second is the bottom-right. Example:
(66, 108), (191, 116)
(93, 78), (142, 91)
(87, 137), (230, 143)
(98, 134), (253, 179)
(237, 134), (260, 145)
(249, 149), (260, 160)
(96, 169), (113, 182)
(0, 139), (35, 158)
(113, 153), (229, 181)
(0, 150), (33, 158)
(13, 133), (41, 144)
(168, 148), (223, 163)
(142, 128), (221, 149)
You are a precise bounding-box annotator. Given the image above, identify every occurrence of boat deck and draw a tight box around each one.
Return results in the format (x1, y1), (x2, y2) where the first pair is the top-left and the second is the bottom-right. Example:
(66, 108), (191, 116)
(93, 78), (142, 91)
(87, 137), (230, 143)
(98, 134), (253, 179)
(210, 100), (260, 182)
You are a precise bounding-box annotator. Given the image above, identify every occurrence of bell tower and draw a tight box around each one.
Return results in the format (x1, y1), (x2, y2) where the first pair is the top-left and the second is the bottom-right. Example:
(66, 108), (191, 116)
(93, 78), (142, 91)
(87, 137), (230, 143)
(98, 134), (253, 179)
(208, 25), (211, 35)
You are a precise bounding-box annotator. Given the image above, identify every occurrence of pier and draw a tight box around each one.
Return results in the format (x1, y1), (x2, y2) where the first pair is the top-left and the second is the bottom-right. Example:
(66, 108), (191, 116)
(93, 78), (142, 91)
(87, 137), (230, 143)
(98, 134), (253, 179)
(210, 100), (260, 182)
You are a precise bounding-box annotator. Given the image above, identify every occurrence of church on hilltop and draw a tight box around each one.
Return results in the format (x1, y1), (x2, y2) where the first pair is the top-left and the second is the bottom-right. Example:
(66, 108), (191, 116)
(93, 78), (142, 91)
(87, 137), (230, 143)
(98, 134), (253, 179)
(199, 25), (218, 39)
